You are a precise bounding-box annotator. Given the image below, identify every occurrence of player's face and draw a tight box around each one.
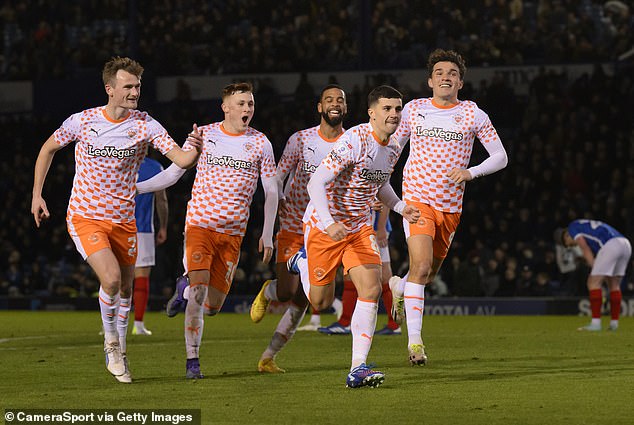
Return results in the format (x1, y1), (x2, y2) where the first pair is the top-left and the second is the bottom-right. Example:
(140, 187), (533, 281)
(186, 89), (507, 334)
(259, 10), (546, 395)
(368, 97), (403, 137)
(222, 91), (255, 133)
(106, 70), (141, 110)
(318, 88), (347, 127)
(428, 61), (463, 102)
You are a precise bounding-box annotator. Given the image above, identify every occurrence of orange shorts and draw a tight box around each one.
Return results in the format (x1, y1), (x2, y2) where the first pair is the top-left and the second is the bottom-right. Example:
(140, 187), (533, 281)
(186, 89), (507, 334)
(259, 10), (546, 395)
(184, 225), (242, 295)
(275, 229), (304, 263)
(304, 224), (381, 286)
(67, 216), (138, 265)
(403, 202), (461, 259)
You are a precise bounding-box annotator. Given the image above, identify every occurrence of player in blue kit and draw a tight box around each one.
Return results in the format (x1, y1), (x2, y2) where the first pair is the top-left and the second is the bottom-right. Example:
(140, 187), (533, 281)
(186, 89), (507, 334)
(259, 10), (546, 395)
(557, 219), (631, 331)
(133, 157), (169, 335)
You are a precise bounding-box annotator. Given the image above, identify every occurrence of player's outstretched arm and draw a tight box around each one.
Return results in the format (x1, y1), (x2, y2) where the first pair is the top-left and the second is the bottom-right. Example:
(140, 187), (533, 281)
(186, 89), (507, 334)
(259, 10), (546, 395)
(259, 175), (279, 264)
(165, 124), (203, 169)
(31, 135), (63, 227)
(136, 163), (187, 194)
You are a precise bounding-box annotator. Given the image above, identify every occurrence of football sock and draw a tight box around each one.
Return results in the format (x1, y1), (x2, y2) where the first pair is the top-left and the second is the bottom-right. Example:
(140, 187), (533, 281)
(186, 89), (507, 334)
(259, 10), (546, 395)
(117, 297), (131, 353)
(382, 281), (398, 329)
(339, 278), (356, 326)
(262, 304), (306, 360)
(185, 282), (208, 359)
(404, 282), (425, 346)
(99, 286), (119, 341)
(264, 279), (279, 301)
(350, 298), (378, 370)
(610, 290), (622, 320)
(589, 289), (602, 319)
(133, 276), (149, 321)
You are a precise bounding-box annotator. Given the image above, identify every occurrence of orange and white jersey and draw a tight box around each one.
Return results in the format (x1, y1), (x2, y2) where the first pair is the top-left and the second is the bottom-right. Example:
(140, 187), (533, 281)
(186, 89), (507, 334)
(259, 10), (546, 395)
(304, 122), (402, 233)
(186, 122), (276, 235)
(394, 98), (502, 213)
(54, 106), (179, 223)
(277, 125), (342, 234)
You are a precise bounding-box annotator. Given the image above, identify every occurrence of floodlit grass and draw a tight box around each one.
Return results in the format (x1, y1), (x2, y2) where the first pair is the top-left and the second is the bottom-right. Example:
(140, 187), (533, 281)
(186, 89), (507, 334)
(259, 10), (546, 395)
(1, 312), (633, 424)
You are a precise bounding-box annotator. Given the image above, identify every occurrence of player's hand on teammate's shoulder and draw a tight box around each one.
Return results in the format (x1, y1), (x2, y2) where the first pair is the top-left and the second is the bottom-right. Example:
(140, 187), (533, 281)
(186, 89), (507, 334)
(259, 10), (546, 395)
(402, 205), (421, 224)
(446, 168), (473, 184)
(187, 123), (204, 152)
(31, 196), (50, 228)
(326, 222), (347, 242)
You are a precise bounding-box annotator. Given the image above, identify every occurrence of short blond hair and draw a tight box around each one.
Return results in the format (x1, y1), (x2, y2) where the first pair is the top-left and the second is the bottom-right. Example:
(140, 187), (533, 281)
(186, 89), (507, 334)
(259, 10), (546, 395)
(102, 56), (144, 86)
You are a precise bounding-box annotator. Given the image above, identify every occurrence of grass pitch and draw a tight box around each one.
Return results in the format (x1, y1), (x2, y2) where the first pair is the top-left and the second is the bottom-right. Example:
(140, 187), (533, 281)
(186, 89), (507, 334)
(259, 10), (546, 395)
(1, 311), (633, 424)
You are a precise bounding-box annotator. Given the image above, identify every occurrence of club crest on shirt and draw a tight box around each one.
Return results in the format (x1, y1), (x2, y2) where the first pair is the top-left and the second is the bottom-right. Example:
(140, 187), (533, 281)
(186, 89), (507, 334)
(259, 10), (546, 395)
(127, 129), (137, 138)
(243, 142), (254, 152)
(453, 114), (463, 124)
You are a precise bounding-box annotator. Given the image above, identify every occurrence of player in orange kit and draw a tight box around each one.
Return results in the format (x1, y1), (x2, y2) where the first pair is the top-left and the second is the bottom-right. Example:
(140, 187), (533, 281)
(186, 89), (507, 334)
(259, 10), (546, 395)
(136, 82), (278, 379)
(31, 57), (202, 383)
(390, 49), (508, 366)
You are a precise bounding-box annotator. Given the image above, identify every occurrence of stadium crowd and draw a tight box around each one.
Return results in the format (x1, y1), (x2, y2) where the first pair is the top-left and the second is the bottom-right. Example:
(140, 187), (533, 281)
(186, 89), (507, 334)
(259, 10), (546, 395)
(1, 0), (633, 301)
(1, 0), (633, 80)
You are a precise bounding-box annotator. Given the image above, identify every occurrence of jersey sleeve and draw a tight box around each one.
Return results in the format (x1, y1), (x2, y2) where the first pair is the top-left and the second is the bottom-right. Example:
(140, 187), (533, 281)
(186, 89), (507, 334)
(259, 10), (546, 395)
(277, 132), (301, 178)
(54, 113), (82, 147)
(146, 115), (178, 154)
(321, 131), (358, 175)
(393, 101), (412, 147)
(474, 107), (502, 146)
(260, 137), (277, 178)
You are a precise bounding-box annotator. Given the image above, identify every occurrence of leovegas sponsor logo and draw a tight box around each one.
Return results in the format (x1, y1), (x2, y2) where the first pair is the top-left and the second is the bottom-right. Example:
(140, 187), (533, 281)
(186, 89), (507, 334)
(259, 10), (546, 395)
(300, 161), (318, 173)
(206, 154), (252, 170)
(87, 145), (136, 159)
(360, 168), (389, 183)
(415, 126), (463, 141)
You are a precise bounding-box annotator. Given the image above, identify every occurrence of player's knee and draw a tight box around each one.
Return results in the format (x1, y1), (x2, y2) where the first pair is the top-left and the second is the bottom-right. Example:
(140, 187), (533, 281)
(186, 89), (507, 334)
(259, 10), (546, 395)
(409, 262), (432, 282)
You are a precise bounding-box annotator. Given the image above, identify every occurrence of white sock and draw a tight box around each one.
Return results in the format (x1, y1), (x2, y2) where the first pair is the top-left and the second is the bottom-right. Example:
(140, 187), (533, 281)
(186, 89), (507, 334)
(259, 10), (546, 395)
(185, 283), (207, 359)
(117, 297), (131, 353)
(99, 286), (120, 342)
(350, 299), (378, 370)
(262, 304), (307, 360)
(264, 279), (279, 301)
(404, 282), (425, 346)
(331, 297), (343, 318)
(309, 313), (321, 326)
(591, 318), (601, 327)
(298, 256), (311, 302)
(610, 319), (618, 328)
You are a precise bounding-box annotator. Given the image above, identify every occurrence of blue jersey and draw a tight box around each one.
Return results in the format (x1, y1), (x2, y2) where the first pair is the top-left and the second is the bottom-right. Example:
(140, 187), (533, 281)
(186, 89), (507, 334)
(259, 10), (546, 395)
(567, 219), (623, 255)
(135, 158), (164, 233)
(372, 209), (392, 233)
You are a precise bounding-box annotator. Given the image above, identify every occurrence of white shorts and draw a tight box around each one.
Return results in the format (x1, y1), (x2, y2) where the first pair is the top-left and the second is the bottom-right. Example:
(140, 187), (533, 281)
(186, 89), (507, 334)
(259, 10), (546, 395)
(135, 232), (156, 268)
(591, 237), (631, 276)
